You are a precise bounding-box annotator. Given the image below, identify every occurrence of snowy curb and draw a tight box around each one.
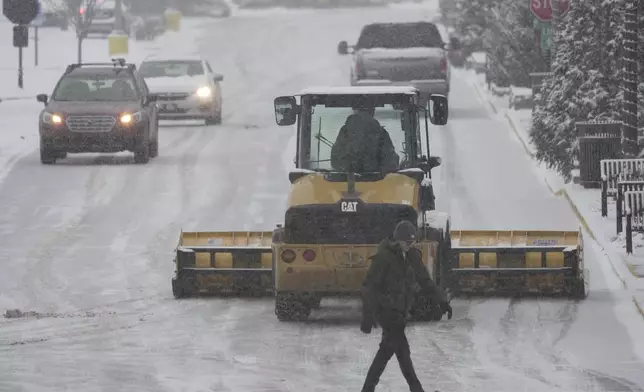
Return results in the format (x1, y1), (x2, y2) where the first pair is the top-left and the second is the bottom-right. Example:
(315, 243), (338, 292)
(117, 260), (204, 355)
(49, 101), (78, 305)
(504, 112), (535, 158)
(501, 107), (632, 284)
(471, 76), (643, 317)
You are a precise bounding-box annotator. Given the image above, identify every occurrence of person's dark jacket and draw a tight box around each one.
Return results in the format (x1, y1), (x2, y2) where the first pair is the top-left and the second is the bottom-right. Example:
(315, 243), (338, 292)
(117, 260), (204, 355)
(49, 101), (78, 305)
(330, 113), (399, 172)
(361, 238), (447, 328)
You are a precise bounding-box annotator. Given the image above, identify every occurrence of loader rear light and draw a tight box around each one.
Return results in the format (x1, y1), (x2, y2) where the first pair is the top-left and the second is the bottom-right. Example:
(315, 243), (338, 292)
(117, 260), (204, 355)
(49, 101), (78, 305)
(441, 57), (447, 73)
(303, 249), (316, 262)
(280, 249), (296, 263)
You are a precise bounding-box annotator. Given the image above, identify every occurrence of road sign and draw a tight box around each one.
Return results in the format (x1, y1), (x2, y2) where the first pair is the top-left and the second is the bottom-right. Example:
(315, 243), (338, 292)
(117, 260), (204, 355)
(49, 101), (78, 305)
(540, 22), (553, 52)
(13, 25), (28, 47)
(3, 0), (41, 25)
(530, 0), (569, 22)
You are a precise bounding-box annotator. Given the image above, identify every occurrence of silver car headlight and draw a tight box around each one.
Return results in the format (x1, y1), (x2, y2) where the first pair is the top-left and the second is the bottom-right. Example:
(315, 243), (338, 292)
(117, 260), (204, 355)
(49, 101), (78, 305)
(42, 112), (64, 126)
(196, 86), (212, 99)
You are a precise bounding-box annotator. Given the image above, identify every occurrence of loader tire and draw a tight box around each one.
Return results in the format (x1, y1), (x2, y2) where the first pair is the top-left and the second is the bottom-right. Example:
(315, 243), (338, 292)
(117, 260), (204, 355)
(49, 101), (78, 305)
(134, 132), (151, 164)
(275, 292), (311, 321)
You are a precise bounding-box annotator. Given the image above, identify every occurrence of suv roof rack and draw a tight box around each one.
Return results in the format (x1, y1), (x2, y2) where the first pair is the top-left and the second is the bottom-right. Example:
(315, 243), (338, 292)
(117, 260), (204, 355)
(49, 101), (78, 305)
(64, 58), (137, 74)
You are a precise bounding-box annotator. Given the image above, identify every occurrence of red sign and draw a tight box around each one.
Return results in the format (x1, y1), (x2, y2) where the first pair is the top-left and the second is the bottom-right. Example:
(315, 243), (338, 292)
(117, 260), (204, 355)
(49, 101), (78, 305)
(530, 0), (569, 22)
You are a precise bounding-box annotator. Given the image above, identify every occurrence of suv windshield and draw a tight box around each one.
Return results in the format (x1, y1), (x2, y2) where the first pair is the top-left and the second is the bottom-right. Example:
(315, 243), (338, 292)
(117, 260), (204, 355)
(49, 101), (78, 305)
(52, 74), (138, 101)
(305, 102), (419, 172)
(356, 23), (444, 49)
(138, 61), (204, 78)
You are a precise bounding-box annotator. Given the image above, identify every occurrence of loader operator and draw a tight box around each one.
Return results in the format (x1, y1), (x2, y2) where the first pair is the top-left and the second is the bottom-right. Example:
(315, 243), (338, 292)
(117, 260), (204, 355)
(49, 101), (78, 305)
(360, 220), (452, 392)
(330, 105), (399, 173)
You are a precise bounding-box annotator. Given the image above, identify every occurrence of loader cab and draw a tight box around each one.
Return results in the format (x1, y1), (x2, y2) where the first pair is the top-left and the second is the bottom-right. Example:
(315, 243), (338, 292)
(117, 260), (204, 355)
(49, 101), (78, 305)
(274, 86), (448, 183)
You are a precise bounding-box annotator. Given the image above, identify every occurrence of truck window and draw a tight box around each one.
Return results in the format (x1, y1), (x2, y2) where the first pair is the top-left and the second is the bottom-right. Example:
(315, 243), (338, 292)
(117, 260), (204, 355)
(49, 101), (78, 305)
(356, 23), (444, 49)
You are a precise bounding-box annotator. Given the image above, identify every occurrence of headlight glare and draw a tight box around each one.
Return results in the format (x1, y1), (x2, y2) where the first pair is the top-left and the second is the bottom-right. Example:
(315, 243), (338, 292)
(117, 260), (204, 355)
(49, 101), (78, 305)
(120, 111), (142, 125)
(196, 86), (212, 98)
(43, 112), (63, 125)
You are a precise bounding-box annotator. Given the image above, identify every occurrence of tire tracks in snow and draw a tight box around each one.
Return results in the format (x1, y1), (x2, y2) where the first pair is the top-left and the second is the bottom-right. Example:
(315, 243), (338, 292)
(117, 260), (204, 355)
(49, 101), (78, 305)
(436, 118), (487, 228)
(466, 298), (623, 392)
(16, 128), (208, 314)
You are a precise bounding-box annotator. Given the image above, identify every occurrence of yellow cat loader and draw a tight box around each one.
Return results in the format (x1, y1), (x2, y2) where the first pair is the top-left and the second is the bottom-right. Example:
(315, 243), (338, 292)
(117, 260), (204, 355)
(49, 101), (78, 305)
(171, 86), (588, 320)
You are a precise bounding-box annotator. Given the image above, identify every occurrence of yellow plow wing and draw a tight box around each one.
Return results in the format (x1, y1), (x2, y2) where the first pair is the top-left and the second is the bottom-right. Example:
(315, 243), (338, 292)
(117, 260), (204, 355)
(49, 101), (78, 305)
(448, 230), (587, 298)
(172, 231), (274, 298)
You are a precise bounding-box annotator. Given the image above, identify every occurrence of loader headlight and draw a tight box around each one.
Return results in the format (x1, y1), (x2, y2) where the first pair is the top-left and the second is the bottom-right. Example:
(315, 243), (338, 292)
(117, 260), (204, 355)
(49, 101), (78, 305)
(280, 249), (296, 263)
(43, 112), (63, 125)
(120, 111), (143, 125)
(196, 86), (212, 99)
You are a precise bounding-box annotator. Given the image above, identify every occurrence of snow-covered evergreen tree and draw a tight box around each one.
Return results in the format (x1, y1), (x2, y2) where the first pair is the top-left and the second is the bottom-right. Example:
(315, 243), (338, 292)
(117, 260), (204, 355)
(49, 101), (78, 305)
(453, 0), (498, 54)
(486, 1), (549, 87)
(531, 0), (624, 180)
(455, 0), (547, 87)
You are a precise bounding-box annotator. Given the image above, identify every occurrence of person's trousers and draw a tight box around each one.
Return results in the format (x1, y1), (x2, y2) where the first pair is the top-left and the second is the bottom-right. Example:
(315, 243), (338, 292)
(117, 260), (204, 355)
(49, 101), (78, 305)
(361, 322), (424, 392)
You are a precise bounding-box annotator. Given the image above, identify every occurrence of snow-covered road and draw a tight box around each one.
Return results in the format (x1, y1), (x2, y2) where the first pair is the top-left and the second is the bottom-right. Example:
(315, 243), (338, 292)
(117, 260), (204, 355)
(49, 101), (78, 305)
(1, 4), (644, 392)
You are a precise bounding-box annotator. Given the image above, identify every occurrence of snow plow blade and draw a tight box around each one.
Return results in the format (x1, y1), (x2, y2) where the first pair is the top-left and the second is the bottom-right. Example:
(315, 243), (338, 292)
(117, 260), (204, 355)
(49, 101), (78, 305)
(171, 231), (274, 298)
(448, 230), (587, 298)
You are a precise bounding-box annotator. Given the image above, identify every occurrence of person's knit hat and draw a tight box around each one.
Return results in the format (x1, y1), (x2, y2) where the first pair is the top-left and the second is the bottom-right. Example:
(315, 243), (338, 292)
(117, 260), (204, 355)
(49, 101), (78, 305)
(393, 220), (417, 242)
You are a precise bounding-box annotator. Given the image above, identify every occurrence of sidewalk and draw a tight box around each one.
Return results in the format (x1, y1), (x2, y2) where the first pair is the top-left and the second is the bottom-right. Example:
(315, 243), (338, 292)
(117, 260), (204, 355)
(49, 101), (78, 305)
(464, 69), (644, 317)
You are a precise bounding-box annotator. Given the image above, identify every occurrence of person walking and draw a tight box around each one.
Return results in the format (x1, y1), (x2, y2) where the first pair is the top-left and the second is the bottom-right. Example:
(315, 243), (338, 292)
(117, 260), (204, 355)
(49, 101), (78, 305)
(360, 220), (452, 392)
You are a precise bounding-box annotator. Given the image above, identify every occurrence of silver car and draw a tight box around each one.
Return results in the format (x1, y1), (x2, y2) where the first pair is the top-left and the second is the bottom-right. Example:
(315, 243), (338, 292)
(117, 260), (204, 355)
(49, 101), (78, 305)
(338, 22), (450, 103)
(138, 56), (224, 125)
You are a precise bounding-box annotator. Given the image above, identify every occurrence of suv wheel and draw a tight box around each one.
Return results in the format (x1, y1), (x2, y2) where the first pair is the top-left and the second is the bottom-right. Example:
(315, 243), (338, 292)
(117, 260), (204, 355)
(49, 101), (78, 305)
(134, 147), (150, 164)
(40, 147), (57, 164)
(205, 102), (222, 125)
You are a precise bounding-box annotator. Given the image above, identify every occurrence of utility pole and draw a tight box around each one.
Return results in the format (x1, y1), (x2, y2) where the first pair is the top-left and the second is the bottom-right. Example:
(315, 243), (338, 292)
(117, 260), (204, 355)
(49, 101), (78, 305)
(621, 0), (639, 157)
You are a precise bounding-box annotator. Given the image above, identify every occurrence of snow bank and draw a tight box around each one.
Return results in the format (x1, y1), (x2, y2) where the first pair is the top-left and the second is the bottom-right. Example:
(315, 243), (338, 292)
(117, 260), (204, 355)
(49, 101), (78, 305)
(510, 86), (532, 97)
(469, 51), (487, 64)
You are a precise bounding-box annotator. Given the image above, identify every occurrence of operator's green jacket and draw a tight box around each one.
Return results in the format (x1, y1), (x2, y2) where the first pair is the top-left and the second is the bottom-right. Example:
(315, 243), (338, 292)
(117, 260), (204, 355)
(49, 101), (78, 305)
(362, 238), (447, 326)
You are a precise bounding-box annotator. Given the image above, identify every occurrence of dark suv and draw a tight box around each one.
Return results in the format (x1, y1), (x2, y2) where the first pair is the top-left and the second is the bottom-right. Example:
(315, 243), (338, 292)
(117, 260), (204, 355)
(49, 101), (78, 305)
(36, 59), (159, 164)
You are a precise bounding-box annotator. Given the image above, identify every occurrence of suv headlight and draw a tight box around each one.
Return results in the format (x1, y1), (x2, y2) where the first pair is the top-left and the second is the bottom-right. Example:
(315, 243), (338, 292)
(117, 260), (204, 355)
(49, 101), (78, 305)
(120, 111), (143, 125)
(42, 112), (63, 125)
(196, 86), (212, 98)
